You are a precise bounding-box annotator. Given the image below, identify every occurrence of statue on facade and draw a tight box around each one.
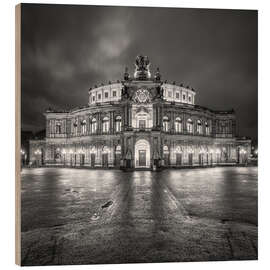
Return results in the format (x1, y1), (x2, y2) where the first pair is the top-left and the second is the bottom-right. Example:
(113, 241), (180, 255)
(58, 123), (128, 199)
(124, 67), (130, 81)
(134, 55), (151, 80)
(154, 67), (161, 81)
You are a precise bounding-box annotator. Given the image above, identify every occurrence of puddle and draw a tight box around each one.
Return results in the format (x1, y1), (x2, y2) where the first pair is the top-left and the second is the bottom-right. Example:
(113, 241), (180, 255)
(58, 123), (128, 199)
(101, 201), (113, 209)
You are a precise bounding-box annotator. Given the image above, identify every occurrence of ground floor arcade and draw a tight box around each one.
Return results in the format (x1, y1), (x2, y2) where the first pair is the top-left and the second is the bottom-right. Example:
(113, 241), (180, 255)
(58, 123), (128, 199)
(29, 134), (251, 170)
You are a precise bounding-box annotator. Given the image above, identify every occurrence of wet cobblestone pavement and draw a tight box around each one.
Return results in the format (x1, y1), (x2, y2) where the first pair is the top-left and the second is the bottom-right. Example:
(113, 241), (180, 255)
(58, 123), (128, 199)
(21, 167), (258, 265)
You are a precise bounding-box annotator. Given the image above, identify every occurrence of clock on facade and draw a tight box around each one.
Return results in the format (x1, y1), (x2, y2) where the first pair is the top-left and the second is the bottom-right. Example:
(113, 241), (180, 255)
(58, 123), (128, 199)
(133, 88), (151, 103)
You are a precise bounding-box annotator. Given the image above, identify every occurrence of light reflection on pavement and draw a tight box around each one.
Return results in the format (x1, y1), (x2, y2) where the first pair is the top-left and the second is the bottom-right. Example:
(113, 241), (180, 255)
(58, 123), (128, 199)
(21, 167), (258, 265)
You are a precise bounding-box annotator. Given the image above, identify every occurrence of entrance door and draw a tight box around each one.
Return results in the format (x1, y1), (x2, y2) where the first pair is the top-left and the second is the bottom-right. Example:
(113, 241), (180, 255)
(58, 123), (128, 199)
(199, 154), (204, 165)
(135, 139), (150, 168)
(164, 153), (170, 166)
(176, 153), (182, 166)
(90, 153), (95, 167)
(80, 154), (85, 166)
(115, 154), (121, 167)
(139, 150), (146, 166)
(102, 153), (108, 167)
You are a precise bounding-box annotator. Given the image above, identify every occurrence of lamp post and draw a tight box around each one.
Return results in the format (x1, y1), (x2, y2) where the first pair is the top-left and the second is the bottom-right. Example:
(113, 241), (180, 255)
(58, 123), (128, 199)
(69, 149), (73, 167)
(34, 149), (41, 167)
(20, 149), (26, 167)
(216, 149), (221, 165)
(240, 149), (247, 165)
(62, 149), (66, 166)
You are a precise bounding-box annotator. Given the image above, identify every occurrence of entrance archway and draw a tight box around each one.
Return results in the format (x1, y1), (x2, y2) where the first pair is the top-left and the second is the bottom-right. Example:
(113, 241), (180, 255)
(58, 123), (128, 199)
(135, 139), (151, 168)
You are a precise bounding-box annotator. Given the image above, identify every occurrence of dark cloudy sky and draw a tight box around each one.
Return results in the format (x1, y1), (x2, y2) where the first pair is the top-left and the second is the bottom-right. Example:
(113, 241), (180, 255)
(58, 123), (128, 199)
(21, 4), (257, 140)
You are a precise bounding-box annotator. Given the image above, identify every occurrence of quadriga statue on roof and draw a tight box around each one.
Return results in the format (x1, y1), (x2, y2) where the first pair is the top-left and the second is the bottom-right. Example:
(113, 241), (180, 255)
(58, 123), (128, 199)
(134, 55), (151, 80)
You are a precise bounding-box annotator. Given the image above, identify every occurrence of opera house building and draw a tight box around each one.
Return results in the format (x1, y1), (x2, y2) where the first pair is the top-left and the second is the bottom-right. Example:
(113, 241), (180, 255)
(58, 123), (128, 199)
(29, 55), (251, 170)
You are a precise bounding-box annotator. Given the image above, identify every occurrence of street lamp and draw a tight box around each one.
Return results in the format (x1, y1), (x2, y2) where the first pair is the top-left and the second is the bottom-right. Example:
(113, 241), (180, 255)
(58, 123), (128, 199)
(216, 149), (221, 164)
(34, 149), (41, 167)
(69, 149), (73, 166)
(20, 149), (26, 167)
(62, 149), (66, 166)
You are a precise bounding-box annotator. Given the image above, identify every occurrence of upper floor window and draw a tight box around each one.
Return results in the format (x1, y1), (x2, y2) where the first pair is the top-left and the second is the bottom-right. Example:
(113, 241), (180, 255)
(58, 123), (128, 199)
(188, 96), (192, 103)
(56, 122), (61, 134)
(90, 118), (97, 134)
(163, 116), (170, 132)
(187, 118), (193, 133)
(205, 122), (210, 135)
(115, 116), (122, 132)
(175, 117), (182, 133)
(81, 120), (87, 134)
(102, 116), (109, 133)
(197, 120), (202, 134)
(168, 91), (172, 98)
(113, 91), (117, 97)
(183, 94), (186, 101)
(104, 92), (109, 98)
(176, 92), (180, 99)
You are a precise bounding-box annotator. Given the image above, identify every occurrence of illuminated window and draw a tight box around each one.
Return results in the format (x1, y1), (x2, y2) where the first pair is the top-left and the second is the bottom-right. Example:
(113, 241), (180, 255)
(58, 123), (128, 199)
(183, 94), (186, 101)
(205, 122), (210, 135)
(163, 116), (170, 132)
(188, 96), (191, 103)
(90, 118), (97, 134)
(187, 118), (193, 133)
(175, 117), (182, 133)
(113, 91), (117, 97)
(168, 91), (172, 98)
(176, 92), (180, 99)
(56, 122), (61, 134)
(92, 96), (95, 102)
(81, 120), (87, 134)
(102, 116), (109, 133)
(105, 92), (109, 98)
(197, 120), (202, 134)
(115, 116), (122, 132)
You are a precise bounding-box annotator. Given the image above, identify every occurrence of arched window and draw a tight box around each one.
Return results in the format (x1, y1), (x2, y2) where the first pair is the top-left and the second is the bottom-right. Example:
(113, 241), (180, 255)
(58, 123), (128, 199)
(56, 122), (61, 134)
(205, 121), (210, 135)
(102, 116), (109, 133)
(115, 145), (121, 153)
(187, 119), (193, 133)
(163, 116), (170, 132)
(197, 120), (202, 134)
(175, 117), (182, 133)
(81, 120), (87, 134)
(115, 116), (122, 132)
(90, 118), (97, 134)
(163, 145), (169, 154)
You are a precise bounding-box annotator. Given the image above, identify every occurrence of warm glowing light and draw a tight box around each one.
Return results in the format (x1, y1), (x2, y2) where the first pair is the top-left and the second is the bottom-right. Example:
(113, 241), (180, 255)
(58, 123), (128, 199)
(35, 149), (41, 155)
(62, 149), (66, 154)
(69, 149), (73, 154)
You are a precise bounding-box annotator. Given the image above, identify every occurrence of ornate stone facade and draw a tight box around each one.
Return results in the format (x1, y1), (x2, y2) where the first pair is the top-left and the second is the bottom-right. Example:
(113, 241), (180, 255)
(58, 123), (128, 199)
(29, 55), (251, 170)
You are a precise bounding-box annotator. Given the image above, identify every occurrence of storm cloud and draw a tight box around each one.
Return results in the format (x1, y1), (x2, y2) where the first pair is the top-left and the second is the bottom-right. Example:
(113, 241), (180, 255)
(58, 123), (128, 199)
(21, 4), (257, 140)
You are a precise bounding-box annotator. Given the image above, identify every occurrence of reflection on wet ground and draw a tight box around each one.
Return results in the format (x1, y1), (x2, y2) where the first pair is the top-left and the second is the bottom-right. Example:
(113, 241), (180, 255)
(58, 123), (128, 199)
(21, 167), (258, 265)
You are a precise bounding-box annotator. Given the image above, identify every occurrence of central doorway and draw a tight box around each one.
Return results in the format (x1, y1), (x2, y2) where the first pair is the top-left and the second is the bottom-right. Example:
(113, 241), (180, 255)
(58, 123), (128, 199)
(135, 139), (150, 168)
(139, 150), (146, 166)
